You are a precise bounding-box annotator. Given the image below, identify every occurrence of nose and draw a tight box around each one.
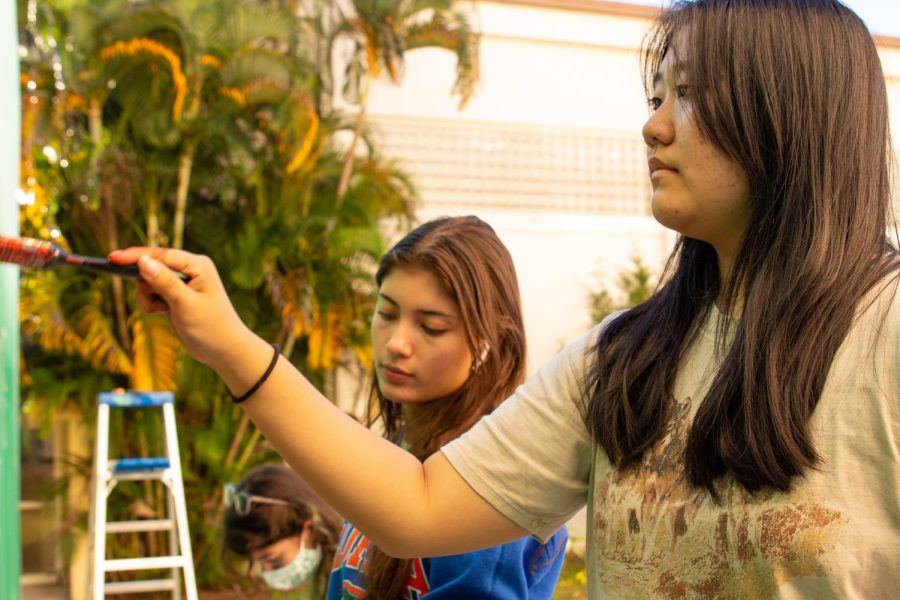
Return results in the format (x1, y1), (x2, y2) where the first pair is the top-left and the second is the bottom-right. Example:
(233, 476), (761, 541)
(385, 321), (413, 357)
(642, 100), (674, 148)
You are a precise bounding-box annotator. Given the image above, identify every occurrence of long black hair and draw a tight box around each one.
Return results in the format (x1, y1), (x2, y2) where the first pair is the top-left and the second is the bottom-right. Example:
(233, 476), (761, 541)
(587, 0), (899, 495)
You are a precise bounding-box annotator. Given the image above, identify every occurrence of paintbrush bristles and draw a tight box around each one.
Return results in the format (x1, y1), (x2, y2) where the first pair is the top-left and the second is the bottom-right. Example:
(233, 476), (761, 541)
(0, 235), (59, 268)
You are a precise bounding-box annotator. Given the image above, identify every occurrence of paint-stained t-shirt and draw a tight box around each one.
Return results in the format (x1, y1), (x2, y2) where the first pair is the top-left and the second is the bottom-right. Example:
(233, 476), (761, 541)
(442, 277), (900, 598)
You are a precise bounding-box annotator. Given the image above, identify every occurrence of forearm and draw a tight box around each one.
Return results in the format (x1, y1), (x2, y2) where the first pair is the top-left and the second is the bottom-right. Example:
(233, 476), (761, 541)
(216, 331), (427, 551)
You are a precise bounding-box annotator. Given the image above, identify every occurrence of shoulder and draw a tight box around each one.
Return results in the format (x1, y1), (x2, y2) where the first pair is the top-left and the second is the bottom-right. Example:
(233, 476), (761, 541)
(549, 309), (630, 383)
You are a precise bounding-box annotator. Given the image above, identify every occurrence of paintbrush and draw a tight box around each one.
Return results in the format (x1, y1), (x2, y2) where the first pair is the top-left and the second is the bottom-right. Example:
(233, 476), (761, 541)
(0, 235), (141, 278)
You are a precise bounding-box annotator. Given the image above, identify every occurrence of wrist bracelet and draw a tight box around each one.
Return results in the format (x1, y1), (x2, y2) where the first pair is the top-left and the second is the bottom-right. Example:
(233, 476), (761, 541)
(232, 343), (281, 404)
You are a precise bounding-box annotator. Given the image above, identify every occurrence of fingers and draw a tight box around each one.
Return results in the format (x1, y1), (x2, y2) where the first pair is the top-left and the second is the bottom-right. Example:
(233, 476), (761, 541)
(150, 248), (207, 280)
(108, 246), (167, 264)
(137, 254), (189, 306)
(110, 247), (205, 280)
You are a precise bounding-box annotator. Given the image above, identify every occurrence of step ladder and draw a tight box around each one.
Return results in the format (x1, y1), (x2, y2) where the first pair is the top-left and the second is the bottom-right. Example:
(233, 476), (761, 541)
(86, 391), (198, 599)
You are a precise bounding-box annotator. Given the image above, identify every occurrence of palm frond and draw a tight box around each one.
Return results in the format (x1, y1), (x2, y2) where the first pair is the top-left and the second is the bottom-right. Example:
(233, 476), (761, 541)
(265, 267), (312, 339)
(285, 95), (320, 174)
(19, 272), (86, 357)
(99, 5), (197, 69)
(219, 47), (293, 90)
(200, 2), (297, 53)
(305, 301), (349, 371)
(73, 283), (132, 374)
(405, 13), (479, 107)
(99, 37), (189, 121)
(129, 312), (180, 392)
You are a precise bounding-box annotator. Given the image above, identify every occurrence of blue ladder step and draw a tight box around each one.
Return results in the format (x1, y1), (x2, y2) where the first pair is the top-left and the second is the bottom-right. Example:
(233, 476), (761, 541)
(113, 457), (170, 473)
(98, 391), (174, 408)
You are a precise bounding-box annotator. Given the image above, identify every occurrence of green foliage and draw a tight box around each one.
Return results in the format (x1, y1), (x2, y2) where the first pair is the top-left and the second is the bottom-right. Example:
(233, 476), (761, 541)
(587, 256), (657, 324)
(14, 0), (484, 588)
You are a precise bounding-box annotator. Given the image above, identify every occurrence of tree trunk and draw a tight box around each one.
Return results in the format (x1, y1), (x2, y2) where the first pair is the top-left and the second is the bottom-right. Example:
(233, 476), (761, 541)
(336, 75), (371, 202)
(172, 140), (197, 250)
(147, 181), (160, 247)
(90, 98), (131, 351)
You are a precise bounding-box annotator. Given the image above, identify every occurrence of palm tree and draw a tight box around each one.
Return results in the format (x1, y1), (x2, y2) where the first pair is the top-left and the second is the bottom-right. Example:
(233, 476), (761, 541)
(19, 0), (419, 584)
(332, 0), (480, 199)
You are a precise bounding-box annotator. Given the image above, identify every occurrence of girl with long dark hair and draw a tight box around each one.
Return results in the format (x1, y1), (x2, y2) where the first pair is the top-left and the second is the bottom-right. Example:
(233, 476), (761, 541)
(114, 0), (900, 595)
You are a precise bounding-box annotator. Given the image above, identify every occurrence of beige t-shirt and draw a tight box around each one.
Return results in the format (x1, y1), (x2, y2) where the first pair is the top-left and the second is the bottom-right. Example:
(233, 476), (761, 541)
(442, 279), (900, 599)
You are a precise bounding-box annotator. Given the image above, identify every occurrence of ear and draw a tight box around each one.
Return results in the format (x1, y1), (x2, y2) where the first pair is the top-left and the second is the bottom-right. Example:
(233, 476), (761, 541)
(299, 519), (316, 547)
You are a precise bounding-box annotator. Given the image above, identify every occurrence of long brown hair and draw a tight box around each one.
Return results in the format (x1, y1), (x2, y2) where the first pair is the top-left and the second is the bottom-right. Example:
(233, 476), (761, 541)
(588, 0), (899, 495)
(365, 216), (528, 598)
(224, 463), (343, 592)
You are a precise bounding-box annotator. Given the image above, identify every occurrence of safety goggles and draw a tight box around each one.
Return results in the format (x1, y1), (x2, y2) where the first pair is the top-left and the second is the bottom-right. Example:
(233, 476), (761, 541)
(223, 482), (290, 516)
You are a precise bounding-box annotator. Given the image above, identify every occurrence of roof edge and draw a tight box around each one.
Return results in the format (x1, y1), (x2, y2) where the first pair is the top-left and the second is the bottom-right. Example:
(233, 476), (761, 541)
(485, 0), (900, 48)
(485, 0), (660, 19)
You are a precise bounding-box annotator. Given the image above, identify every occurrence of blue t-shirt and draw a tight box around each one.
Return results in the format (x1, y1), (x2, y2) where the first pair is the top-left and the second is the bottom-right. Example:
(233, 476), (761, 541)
(327, 520), (567, 599)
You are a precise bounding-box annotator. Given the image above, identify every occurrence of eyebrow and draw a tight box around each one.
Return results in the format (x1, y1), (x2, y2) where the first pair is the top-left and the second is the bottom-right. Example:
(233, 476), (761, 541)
(379, 292), (456, 319)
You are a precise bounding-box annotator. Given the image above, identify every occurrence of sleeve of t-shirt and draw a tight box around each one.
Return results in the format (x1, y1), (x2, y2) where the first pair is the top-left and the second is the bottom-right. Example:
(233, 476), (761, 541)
(441, 324), (605, 543)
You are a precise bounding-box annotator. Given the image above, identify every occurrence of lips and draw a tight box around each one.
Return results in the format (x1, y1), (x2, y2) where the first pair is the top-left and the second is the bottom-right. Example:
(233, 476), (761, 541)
(648, 157), (677, 175)
(381, 364), (412, 383)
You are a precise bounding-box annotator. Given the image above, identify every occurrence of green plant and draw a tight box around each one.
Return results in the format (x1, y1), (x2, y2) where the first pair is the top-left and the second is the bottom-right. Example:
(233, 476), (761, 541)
(587, 256), (656, 324)
(18, 0), (478, 587)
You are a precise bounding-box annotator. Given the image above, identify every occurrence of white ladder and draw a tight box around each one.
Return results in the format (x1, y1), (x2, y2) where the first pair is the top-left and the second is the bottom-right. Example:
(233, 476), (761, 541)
(86, 391), (198, 599)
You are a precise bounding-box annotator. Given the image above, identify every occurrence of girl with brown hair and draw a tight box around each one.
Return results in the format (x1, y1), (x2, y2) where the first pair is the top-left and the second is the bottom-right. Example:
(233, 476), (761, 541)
(326, 216), (566, 598)
(223, 463), (341, 597)
(114, 0), (900, 596)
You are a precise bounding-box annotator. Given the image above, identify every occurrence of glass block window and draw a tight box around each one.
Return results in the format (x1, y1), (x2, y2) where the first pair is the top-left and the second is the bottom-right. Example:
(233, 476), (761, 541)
(369, 116), (652, 215)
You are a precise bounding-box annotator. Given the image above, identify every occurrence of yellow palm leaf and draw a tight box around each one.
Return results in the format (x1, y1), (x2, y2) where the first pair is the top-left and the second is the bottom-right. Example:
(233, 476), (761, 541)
(99, 38), (188, 122)
(266, 268), (311, 338)
(19, 272), (86, 356)
(218, 86), (247, 106)
(364, 41), (381, 77)
(76, 297), (133, 374)
(200, 54), (222, 69)
(286, 98), (319, 174)
(306, 303), (346, 372)
(129, 313), (180, 392)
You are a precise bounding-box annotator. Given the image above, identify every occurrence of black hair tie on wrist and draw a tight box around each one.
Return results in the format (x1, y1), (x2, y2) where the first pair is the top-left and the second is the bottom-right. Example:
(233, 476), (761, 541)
(232, 343), (281, 404)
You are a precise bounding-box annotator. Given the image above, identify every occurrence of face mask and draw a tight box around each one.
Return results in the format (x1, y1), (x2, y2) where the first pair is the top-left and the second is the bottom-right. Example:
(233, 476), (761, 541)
(260, 542), (322, 591)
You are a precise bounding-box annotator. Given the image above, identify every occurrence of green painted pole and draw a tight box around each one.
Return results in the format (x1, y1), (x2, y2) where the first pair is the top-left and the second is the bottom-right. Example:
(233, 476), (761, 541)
(0, 2), (21, 598)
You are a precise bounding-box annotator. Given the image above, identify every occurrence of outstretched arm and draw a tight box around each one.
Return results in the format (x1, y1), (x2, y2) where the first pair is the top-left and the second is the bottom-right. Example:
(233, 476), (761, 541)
(110, 247), (528, 557)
